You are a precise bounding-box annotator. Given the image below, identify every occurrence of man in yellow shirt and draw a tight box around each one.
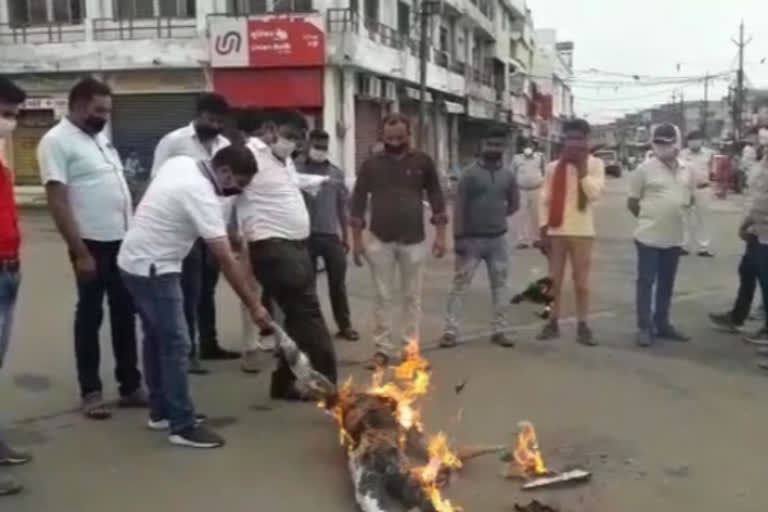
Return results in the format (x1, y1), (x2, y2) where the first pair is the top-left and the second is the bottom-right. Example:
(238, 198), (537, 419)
(537, 119), (605, 345)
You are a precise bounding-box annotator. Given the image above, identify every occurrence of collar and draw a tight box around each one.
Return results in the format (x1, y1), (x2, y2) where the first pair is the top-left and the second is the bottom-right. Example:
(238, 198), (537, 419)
(197, 159), (223, 195)
(248, 136), (269, 151)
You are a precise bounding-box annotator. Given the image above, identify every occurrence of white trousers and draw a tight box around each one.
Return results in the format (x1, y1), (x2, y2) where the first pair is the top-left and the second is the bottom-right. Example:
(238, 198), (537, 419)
(517, 187), (541, 244)
(684, 187), (711, 251)
(365, 236), (426, 355)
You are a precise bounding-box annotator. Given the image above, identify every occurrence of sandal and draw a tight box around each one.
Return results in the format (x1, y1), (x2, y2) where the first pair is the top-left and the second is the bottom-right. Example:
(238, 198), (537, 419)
(81, 393), (111, 421)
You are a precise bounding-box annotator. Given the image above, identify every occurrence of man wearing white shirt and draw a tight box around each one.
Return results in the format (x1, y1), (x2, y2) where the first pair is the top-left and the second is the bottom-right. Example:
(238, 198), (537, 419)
(152, 93), (238, 372)
(237, 109), (337, 400)
(38, 77), (144, 420)
(679, 130), (716, 257)
(119, 146), (270, 448)
(512, 143), (545, 249)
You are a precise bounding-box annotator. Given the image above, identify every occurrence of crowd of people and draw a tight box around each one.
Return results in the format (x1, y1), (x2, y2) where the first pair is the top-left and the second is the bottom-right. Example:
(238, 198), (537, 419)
(1, 72), (767, 497)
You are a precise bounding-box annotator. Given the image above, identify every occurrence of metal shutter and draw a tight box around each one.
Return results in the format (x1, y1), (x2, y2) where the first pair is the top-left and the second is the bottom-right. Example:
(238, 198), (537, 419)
(354, 98), (382, 173)
(111, 93), (198, 176)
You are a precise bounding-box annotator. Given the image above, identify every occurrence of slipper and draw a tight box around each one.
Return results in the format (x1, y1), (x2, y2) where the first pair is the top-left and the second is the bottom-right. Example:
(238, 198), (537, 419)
(82, 393), (111, 421)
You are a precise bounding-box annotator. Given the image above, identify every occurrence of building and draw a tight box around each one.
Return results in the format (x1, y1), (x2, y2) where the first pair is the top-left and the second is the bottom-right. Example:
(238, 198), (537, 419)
(531, 28), (574, 159)
(0, 0), (537, 185)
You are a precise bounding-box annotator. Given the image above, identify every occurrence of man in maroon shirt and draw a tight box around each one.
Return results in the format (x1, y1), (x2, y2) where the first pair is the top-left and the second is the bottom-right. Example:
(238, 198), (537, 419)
(0, 76), (32, 497)
(350, 113), (448, 367)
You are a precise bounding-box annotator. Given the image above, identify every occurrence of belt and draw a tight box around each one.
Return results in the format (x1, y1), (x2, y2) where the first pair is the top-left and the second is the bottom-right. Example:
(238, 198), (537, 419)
(519, 185), (542, 191)
(0, 260), (20, 272)
(251, 238), (307, 248)
(697, 183), (710, 189)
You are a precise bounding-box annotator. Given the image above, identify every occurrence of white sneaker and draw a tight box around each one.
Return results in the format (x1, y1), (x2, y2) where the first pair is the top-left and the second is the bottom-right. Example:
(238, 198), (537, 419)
(147, 414), (206, 431)
(168, 425), (224, 449)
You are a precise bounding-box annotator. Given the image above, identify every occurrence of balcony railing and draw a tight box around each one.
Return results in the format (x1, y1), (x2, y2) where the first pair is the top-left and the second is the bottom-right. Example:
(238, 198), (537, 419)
(363, 18), (403, 50)
(450, 60), (466, 76)
(92, 17), (198, 40)
(327, 8), (358, 34)
(469, 66), (493, 87)
(0, 22), (86, 44)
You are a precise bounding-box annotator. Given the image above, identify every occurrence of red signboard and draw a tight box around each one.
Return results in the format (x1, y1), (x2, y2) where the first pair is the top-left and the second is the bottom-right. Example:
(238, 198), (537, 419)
(247, 17), (325, 68)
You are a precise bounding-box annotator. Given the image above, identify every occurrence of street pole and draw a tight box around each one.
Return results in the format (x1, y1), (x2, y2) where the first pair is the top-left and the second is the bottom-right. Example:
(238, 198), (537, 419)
(702, 72), (710, 140)
(732, 20), (752, 141)
(417, 2), (431, 150)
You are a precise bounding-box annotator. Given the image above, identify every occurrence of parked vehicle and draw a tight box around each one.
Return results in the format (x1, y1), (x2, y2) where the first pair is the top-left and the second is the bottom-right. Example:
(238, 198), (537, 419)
(594, 149), (622, 177)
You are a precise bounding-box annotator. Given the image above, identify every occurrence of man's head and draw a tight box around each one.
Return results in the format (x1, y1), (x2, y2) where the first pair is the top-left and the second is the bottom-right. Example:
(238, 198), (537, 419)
(523, 140), (535, 157)
(481, 127), (508, 162)
(381, 113), (411, 155)
(745, 127), (758, 146)
(210, 144), (258, 196)
(194, 93), (229, 141)
(561, 118), (591, 162)
(686, 130), (704, 151)
(308, 129), (330, 163)
(236, 106), (275, 143)
(652, 123), (680, 163)
(68, 77), (112, 135)
(261, 109), (307, 160)
(0, 76), (26, 138)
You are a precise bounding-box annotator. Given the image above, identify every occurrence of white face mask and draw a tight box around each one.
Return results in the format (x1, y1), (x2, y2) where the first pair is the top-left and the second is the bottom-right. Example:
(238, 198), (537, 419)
(271, 137), (296, 160)
(523, 147), (534, 156)
(653, 144), (678, 162)
(0, 118), (17, 137)
(759, 128), (768, 147)
(308, 148), (328, 162)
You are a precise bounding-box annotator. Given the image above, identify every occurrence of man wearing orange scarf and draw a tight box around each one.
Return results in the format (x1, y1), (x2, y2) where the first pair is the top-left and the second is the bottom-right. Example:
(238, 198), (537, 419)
(537, 119), (605, 345)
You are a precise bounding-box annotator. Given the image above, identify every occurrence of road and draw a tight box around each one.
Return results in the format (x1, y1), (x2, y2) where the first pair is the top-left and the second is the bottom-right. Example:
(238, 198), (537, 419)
(3, 176), (767, 512)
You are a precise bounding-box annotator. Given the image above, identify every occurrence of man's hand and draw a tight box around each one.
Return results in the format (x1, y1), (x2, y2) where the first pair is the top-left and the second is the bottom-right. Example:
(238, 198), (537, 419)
(432, 235), (447, 258)
(249, 303), (272, 330)
(538, 227), (551, 256)
(342, 239), (350, 255)
(739, 222), (752, 242)
(73, 251), (98, 282)
(352, 239), (366, 267)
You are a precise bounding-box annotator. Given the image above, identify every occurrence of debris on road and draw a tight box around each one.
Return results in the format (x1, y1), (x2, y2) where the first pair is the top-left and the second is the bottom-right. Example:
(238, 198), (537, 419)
(514, 499), (560, 512)
(521, 469), (592, 490)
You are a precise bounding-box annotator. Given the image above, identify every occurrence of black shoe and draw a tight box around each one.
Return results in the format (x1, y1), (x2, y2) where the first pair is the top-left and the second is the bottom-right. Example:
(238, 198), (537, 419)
(680, 249), (690, 256)
(656, 326), (691, 342)
(697, 250), (715, 258)
(0, 441), (32, 466)
(199, 346), (240, 361)
(0, 474), (21, 496)
(709, 312), (742, 334)
(491, 333), (516, 348)
(336, 327), (360, 342)
(168, 425), (224, 449)
(576, 323), (598, 346)
(188, 358), (210, 375)
(635, 330), (654, 348)
(439, 333), (458, 348)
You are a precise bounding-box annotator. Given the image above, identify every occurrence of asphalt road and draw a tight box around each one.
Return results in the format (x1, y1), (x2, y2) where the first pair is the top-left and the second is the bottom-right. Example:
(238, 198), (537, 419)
(3, 176), (767, 512)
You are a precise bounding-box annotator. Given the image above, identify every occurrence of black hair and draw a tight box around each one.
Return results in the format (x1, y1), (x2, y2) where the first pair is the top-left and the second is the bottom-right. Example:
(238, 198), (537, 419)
(562, 118), (591, 136)
(68, 77), (111, 109)
(212, 144), (258, 177)
(309, 128), (329, 141)
(382, 112), (411, 132)
(235, 106), (270, 133)
(0, 77), (26, 105)
(686, 129), (703, 141)
(261, 109), (308, 130)
(196, 93), (229, 116)
(485, 126), (509, 139)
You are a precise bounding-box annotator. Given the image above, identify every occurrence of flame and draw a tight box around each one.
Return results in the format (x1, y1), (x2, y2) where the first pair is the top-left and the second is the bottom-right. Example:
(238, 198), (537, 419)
(330, 338), (462, 512)
(513, 421), (548, 477)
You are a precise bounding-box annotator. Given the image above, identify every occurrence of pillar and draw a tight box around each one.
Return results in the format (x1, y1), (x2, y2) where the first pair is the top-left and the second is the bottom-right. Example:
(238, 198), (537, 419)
(342, 67), (357, 186)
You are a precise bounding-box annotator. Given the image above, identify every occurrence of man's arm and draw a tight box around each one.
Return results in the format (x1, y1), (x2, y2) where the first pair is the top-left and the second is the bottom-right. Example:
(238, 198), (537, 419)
(452, 174), (469, 239)
(335, 167), (350, 246)
(349, 161), (372, 266)
(150, 134), (173, 178)
(627, 165), (645, 217)
(580, 157), (606, 201)
(506, 170), (520, 216)
(422, 156), (448, 255)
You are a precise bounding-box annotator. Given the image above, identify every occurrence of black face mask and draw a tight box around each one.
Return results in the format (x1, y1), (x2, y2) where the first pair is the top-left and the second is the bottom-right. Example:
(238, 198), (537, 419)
(84, 116), (107, 134)
(483, 151), (503, 161)
(384, 143), (407, 155)
(220, 186), (242, 197)
(195, 123), (221, 141)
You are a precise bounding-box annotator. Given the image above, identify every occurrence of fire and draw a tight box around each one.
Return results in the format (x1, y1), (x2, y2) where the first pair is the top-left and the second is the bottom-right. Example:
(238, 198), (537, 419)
(512, 421), (548, 477)
(330, 338), (463, 512)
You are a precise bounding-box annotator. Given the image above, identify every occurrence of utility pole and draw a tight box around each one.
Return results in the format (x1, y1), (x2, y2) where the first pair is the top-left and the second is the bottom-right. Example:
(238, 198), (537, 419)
(732, 20), (752, 141)
(702, 72), (710, 140)
(679, 90), (686, 136)
(418, 1), (439, 150)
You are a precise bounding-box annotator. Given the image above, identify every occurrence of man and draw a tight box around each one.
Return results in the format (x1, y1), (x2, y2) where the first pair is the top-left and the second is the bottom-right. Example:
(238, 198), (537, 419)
(152, 93), (237, 373)
(537, 118), (605, 346)
(628, 124), (694, 347)
(300, 129), (359, 342)
(512, 142), (545, 249)
(679, 130), (715, 257)
(119, 146), (269, 448)
(236, 109), (337, 400)
(440, 127), (519, 349)
(0, 77), (32, 497)
(350, 113), (448, 367)
(38, 77), (144, 420)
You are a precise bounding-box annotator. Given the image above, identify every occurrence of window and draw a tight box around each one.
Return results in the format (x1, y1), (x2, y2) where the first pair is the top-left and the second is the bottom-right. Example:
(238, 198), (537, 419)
(228, 0), (314, 13)
(364, 0), (378, 23)
(349, 0), (358, 12)
(439, 25), (448, 51)
(8, 0), (84, 25)
(396, 1), (409, 35)
(115, 0), (196, 19)
(274, 0), (312, 12)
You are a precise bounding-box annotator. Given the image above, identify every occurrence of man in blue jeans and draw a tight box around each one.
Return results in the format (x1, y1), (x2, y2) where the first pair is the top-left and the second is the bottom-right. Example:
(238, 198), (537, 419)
(0, 77), (32, 496)
(118, 146), (270, 448)
(628, 124), (695, 347)
(440, 127), (519, 348)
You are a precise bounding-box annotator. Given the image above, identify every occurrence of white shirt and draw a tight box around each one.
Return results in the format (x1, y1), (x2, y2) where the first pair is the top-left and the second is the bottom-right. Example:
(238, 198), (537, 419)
(37, 117), (132, 241)
(237, 137), (328, 242)
(680, 147), (715, 186)
(513, 153), (545, 189)
(629, 157), (695, 248)
(151, 123), (229, 177)
(118, 156), (228, 276)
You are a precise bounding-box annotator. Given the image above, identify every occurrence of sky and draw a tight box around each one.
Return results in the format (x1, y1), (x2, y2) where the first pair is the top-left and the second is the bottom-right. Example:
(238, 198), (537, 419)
(530, 0), (768, 124)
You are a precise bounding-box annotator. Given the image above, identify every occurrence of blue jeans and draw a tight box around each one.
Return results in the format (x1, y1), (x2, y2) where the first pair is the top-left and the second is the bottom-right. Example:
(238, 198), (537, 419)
(121, 271), (196, 433)
(445, 235), (509, 336)
(635, 241), (681, 331)
(753, 241), (768, 330)
(0, 269), (20, 369)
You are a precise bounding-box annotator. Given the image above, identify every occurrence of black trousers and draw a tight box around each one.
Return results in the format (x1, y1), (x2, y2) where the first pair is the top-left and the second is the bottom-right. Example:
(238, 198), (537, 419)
(73, 240), (140, 398)
(249, 239), (337, 392)
(308, 233), (352, 331)
(731, 235), (760, 325)
(198, 243), (220, 350)
(181, 241), (203, 357)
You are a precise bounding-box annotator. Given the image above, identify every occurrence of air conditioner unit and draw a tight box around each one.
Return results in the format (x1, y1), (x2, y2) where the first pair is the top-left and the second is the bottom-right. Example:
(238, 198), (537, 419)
(383, 81), (397, 102)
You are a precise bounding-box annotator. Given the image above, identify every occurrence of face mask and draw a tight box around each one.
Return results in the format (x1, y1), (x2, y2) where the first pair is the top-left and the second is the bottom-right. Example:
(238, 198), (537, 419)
(195, 123), (221, 141)
(483, 150), (503, 161)
(221, 186), (243, 197)
(688, 141), (702, 151)
(308, 148), (328, 163)
(271, 137), (296, 160)
(0, 118), (17, 137)
(653, 144), (678, 161)
(384, 143), (407, 155)
(523, 147), (534, 156)
(84, 116), (107, 134)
